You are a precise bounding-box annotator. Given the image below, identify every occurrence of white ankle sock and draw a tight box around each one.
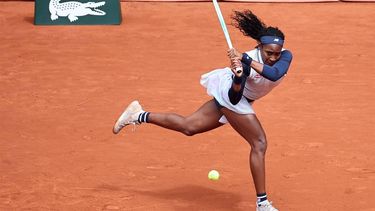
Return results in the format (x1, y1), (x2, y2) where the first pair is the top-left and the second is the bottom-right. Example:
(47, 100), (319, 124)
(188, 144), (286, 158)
(138, 112), (150, 123)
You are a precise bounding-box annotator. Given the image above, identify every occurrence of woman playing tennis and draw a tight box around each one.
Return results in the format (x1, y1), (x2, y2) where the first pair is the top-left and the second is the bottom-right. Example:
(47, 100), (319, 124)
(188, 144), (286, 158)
(113, 10), (292, 211)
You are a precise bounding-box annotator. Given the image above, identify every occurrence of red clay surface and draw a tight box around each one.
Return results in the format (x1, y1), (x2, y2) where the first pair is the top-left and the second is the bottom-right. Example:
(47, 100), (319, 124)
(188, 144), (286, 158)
(1, 2), (375, 210)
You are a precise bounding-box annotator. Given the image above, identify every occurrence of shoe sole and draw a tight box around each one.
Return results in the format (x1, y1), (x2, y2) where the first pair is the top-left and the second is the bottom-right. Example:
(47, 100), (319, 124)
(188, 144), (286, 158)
(113, 100), (140, 134)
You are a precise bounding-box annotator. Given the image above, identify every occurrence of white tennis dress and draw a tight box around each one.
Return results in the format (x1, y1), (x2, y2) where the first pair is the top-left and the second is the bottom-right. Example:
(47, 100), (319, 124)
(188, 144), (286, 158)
(200, 48), (286, 123)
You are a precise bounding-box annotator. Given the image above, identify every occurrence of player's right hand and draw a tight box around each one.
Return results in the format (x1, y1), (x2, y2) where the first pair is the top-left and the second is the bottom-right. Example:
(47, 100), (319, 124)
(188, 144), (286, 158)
(230, 58), (243, 78)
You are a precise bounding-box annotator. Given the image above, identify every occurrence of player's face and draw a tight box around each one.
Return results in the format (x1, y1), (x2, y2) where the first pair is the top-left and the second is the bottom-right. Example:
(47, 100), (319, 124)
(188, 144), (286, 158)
(260, 44), (283, 66)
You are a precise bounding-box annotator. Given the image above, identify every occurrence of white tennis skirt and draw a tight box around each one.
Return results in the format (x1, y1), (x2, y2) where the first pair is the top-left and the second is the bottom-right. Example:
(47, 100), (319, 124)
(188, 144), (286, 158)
(200, 67), (255, 124)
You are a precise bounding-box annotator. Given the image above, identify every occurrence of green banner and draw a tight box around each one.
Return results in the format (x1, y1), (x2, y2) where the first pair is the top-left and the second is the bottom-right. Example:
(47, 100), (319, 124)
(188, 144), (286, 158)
(34, 0), (122, 25)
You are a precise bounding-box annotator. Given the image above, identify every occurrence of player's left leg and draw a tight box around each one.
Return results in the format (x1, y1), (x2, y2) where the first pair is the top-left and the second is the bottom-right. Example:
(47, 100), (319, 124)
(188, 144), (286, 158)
(220, 107), (278, 211)
(221, 108), (267, 193)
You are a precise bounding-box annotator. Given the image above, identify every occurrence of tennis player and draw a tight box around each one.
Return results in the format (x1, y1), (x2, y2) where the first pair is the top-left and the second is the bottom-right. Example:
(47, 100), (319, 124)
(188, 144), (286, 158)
(113, 10), (292, 211)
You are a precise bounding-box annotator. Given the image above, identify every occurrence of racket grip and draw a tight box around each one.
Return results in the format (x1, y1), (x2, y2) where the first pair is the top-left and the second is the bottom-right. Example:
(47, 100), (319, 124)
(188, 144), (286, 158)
(235, 67), (242, 74)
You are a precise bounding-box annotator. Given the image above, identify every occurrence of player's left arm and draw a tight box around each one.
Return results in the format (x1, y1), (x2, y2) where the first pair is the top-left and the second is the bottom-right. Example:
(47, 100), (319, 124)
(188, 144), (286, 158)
(243, 50), (293, 82)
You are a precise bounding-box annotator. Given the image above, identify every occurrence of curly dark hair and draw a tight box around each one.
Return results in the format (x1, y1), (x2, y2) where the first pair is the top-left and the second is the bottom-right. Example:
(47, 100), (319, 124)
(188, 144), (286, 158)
(231, 10), (285, 42)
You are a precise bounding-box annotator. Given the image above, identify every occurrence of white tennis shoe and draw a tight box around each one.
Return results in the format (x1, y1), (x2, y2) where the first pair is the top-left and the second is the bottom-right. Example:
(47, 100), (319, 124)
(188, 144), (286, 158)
(256, 201), (278, 211)
(113, 100), (144, 134)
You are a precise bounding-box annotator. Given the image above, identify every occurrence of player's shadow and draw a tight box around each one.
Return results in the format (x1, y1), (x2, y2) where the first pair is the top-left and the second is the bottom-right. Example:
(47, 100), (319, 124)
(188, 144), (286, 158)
(131, 185), (243, 210)
(24, 17), (34, 24)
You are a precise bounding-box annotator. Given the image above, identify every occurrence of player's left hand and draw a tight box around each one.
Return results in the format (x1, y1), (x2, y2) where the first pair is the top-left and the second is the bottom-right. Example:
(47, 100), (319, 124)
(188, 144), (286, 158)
(227, 48), (242, 59)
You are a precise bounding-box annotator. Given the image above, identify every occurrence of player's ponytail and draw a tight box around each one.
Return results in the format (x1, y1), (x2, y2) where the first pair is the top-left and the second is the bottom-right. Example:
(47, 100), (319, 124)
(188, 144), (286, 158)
(231, 10), (285, 42)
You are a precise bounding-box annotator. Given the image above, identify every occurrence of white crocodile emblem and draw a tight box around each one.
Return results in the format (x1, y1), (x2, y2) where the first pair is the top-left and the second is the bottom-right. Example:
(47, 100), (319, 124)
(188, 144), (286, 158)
(49, 0), (106, 22)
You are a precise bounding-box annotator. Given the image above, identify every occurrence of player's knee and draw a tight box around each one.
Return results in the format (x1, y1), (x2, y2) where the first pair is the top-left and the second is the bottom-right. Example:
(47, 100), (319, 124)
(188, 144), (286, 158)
(182, 127), (197, 136)
(180, 119), (202, 136)
(181, 123), (200, 136)
(251, 137), (267, 155)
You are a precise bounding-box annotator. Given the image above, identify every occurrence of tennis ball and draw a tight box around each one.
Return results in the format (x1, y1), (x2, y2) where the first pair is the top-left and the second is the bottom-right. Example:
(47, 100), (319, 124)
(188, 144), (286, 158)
(208, 170), (220, 181)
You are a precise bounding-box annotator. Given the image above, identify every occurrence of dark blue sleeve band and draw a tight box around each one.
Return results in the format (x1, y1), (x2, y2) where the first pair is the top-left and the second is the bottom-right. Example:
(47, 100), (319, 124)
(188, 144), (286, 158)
(233, 75), (243, 84)
(261, 50), (293, 82)
(241, 53), (253, 66)
(228, 63), (248, 105)
(242, 62), (250, 77)
(228, 75), (246, 105)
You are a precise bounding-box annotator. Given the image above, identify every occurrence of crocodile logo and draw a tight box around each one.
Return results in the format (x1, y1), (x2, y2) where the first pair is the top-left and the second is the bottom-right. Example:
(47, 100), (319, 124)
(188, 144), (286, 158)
(49, 0), (106, 22)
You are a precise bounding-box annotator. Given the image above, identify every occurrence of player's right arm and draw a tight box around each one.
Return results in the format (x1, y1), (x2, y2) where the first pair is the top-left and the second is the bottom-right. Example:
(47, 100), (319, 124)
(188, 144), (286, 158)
(227, 57), (249, 105)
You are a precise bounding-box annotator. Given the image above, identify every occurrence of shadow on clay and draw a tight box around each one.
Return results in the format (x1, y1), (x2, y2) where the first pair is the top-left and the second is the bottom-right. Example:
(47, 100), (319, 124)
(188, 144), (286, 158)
(129, 185), (243, 210)
(24, 17), (34, 24)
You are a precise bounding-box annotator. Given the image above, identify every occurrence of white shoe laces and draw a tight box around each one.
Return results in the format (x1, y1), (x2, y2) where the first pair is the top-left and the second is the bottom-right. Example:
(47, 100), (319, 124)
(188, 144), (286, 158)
(258, 201), (278, 211)
(123, 120), (140, 132)
(131, 122), (138, 132)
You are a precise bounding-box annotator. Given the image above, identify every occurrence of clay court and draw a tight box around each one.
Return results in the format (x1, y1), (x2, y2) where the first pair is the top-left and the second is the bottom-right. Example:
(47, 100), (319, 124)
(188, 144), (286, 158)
(1, 1), (375, 210)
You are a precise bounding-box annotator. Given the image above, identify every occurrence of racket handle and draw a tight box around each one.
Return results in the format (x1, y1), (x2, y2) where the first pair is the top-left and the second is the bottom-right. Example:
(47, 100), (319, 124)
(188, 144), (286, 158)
(235, 67), (242, 74)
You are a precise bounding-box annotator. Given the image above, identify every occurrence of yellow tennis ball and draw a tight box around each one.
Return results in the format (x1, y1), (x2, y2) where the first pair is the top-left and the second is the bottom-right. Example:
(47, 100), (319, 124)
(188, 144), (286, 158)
(208, 170), (220, 181)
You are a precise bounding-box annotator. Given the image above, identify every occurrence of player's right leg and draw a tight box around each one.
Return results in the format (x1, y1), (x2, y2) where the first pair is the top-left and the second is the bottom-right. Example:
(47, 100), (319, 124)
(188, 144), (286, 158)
(113, 99), (224, 135)
(113, 100), (144, 134)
